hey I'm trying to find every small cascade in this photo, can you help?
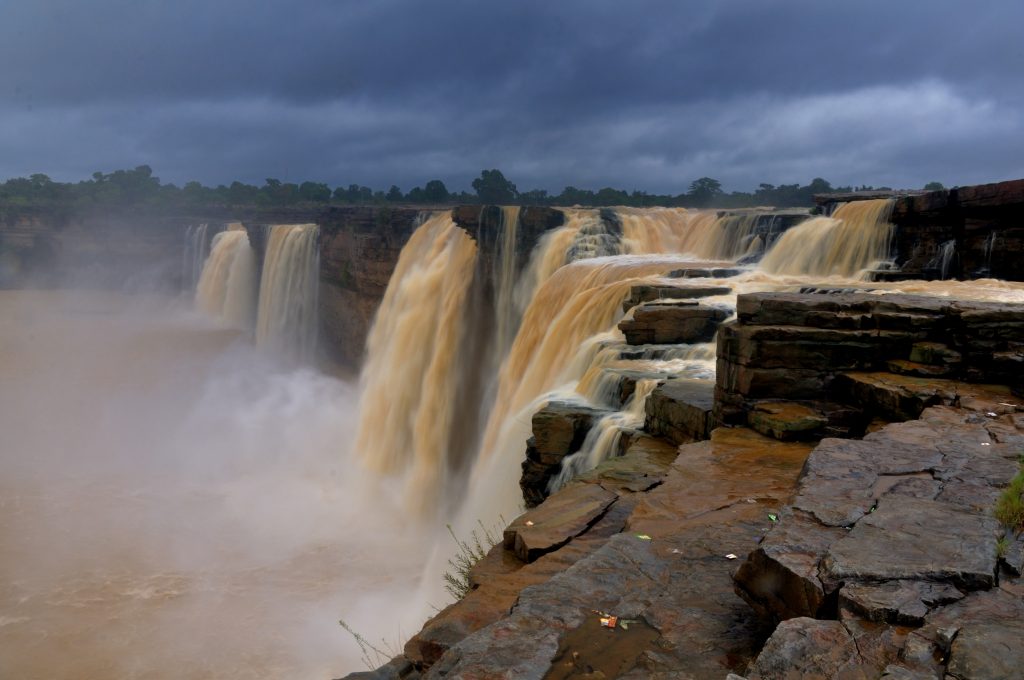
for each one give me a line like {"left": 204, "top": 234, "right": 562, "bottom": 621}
{"left": 194, "top": 229, "right": 257, "bottom": 330}
{"left": 183, "top": 223, "right": 213, "bottom": 292}
{"left": 354, "top": 214, "right": 479, "bottom": 512}
{"left": 547, "top": 378, "right": 660, "bottom": 494}
{"left": 255, "top": 224, "right": 320, "bottom": 361}
{"left": 758, "top": 199, "right": 895, "bottom": 277}
{"left": 935, "top": 239, "right": 958, "bottom": 280}
{"left": 700, "top": 213, "right": 762, "bottom": 260}
{"left": 562, "top": 209, "right": 622, "bottom": 261}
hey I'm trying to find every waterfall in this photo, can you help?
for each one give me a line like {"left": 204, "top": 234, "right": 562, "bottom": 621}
{"left": 547, "top": 378, "right": 661, "bottom": 494}
{"left": 492, "top": 206, "right": 521, "bottom": 360}
{"left": 354, "top": 213, "right": 479, "bottom": 512}
{"left": 758, "top": 199, "right": 895, "bottom": 277}
{"left": 195, "top": 229, "right": 257, "bottom": 330}
{"left": 183, "top": 223, "right": 211, "bottom": 292}
{"left": 934, "top": 239, "right": 957, "bottom": 280}
{"left": 255, "top": 224, "right": 320, "bottom": 362}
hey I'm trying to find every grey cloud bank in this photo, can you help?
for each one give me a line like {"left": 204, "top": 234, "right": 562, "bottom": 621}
{"left": 2, "top": 0, "right": 1022, "bottom": 193}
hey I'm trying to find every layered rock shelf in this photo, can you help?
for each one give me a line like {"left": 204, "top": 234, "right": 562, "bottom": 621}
{"left": 347, "top": 289, "right": 1024, "bottom": 680}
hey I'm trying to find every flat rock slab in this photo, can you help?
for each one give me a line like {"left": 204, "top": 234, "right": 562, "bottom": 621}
{"left": 748, "top": 401, "right": 827, "bottom": 441}
{"left": 824, "top": 496, "right": 1000, "bottom": 590}
{"left": 836, "top": 371, "right": 1023, "bottom": 421}
{"left": 423, "top": 428, "right": 812, "bottom": 679}
{"left": 745, "top": 618, "right": 873, "bottom": 680}
{"left": 504, "top": 483, "right": 617, "bottom": 562}
{"left": 839, "top": 580, "right": 965, "bottom": 626}
{"left": 619, "top": 302, "right": 730, "bottom": 345}
{"left": 734, "top": 406, "right": 1023, "bottom": 623}
{"left": 621, "top": 283, "right": 732, "bottom": 313}
{"left": 668, "top": 267, "right": 745, "bottom": 279}
{"left": 946, "top": 622, "right": 1024, "bottom": 679}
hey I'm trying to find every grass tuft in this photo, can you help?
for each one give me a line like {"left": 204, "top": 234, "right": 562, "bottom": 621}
{"left": 994, "top": 467, "right": 1024, "bottom": 533}
{"left": 443, "top": 519, "right": 502, "bottom": 601}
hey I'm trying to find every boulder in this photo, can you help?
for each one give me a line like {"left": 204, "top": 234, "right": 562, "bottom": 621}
{"left": 643, "top": 379, "right": 715, "bottom": 444}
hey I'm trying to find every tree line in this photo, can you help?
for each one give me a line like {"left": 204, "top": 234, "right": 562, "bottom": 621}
{"left": 0, "top": 166, "right": 944, "bottom": 214}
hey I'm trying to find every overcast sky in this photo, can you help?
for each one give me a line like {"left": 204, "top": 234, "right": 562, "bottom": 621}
{"left": 2, "top": 0, "right": 1023, "bottom": 193}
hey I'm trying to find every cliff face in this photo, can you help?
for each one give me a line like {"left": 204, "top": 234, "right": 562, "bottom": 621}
{"left": 0, "top": 207, "right": 194, "bottom": 291}
{"left": 312, "top": 207, "right": 422, "bottom": 368}
{"left": 821, "top": 178, "right": 1024, "bottom": 281}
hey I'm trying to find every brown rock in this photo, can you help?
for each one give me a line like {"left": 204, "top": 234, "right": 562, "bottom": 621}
{"left": 643, "top": 379, "right": 715, "bottom": 444}
{"left": 619, "top": 302, "right": 729, "bottom": 345}
{"left": 503, "top": 484, "right": 617, "bottom": 562}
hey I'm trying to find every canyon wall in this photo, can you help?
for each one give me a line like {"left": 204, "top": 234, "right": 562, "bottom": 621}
{"left": 816, "top": 178, "right": 1024, "bottom": 281}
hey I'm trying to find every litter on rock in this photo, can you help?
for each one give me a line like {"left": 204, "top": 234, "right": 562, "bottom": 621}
{"left": 980, "top": 443, "right": 991, "bottom": 446}
{"left": 985, "top": 412, "right": 998, "bottom": 417}
{"left": 671, "top": 548, "right": 682, "bottom": 554}
{"left": 525, "top": 520, "right": 534, "bottom": 526}
{"left": 767, "top": 513, "right": 778, "bottom": 522}
{"left": 635, "top": 533, "right": 652, "bottom": 540}
{"left": 600, "top": 616, "right": 618, "bottom": 628}
{"left": 725, "top": 553, "right": 738, "bottom": 560}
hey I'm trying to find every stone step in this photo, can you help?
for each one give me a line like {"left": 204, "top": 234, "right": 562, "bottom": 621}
{"left": 747, "top": 401, "right": 828, "bottom": 441}
{"left": 621, "top": 283, "right": 732, "bottom": 313}
{"left": 667, "top": 266, "right": 745, "bottom": 279}
{"left": 619, "top": 302, "right": 729, "bottom": 345}
{"left": 835, "top": 371, "right": 1023, "bottom": 421}
{"left": 643, "top": 378, "right": 715, "bottom": 444}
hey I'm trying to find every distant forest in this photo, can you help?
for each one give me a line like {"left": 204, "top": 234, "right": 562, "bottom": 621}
{"left": 0, "top": 166, "right": 944, "bottom": 214}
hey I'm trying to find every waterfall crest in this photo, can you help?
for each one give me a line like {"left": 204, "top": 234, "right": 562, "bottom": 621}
{"left": 759, "top": 199, "right": 895, "bottom": 277}
{"left": 255, "top": 224, "right": 320, "bottom": 361}
{"left": 195, "top": 229, "right": 257, "bottom": 330}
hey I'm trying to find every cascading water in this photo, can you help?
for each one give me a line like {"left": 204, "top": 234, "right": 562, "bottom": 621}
{"left": 547, "top": 378, "right": 660, "bottom": 494}
{"left": 183, "top": 223, "right": 212, "bottom": 292}
{"left": 195, "top": 228, "right": 258, "bottom": 330}
{"left": 759, "top": 199, "right": 895, "bottom": 277}
{"left": 255, "top": 224, "right": 320, "bottom": 361}
{"left": 354, "top": 213, "right": 479, "bottom": 513}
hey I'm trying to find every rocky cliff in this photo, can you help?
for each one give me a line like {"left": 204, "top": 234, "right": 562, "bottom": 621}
{"left": 343, "top": 291, "right": 1024, "bottom": 680}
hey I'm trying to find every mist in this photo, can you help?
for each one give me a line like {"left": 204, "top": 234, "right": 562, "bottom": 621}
{"left": 0, "top": 289, "right": 436, "bottom": 678}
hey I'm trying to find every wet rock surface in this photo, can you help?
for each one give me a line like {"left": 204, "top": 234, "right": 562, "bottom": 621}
{"left": 643, "top": 378, "right": 715, "bottom": 444}
{"left": 716, "top": 291, "right": 1024, "bottom": 427}
{"left": 619, "top": 301, "right": 730, "bottom": 345}
{"left": 735, "top": 405, "right": 1024, "bottom": 677}
{"left": 621, "top": 283, "right": 732, "bottom": 313}
{"left": 522, "top": 400, "right": 608, "bottom": 507}
{"left": 416, "top": 429, "right": 812, "bottom": 679}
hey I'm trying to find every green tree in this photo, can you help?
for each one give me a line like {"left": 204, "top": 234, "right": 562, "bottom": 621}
{"left": 299, "top": 181, "right": 331, "bottom": 203}
{"left": 472, "top": 169, "right": 517, "bottom": 204}
{"left": 923, "top": 181, "right": 945, "bottom": 191}
{"left": 686, "top": 177, "right": 723, "bottom": 207}
{"left": 385, "top": 185, "right": 403, "bottom": 202}
{"left": 423, "top": 179, "right": 450, "bottom": 203}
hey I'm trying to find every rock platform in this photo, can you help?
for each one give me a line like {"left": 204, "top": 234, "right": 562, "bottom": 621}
{"left": 344, "top": 291, "right": 1024, "bottom": 680}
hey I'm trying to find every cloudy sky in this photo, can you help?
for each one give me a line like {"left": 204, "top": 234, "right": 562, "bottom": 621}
{"left": 2, "top": 0, "right": 1023, "bottom": 193}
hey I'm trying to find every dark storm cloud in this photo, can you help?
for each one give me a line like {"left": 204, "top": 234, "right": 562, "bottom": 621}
{"left": 2, "top": 0, "right": 1023, "bottom": 192}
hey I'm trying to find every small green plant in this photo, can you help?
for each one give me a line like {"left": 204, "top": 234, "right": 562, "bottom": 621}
{"left": 994, "top": 467, "right": 1024, "bottom": 532}
{"left": 996, "top": 534, "right": 1009, "bottom": 560}
{"left": 442, "top": 519, "right": 502, "bottom": 601}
